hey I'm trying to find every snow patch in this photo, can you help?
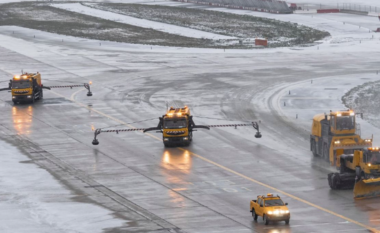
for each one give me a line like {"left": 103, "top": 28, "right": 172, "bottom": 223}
{"left": 51, "top": 3, "right": 235, "bottom": 40}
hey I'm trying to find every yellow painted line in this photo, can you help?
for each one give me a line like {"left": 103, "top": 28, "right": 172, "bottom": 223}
{"left": 177, "top": 148, "right": 379, "bottom": 232}
{"left": 52, "top": 89, "right": 379, "bottom": 233}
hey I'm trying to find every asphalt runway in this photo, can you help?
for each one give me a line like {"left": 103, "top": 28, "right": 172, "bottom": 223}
{"left": 1, "top": 12, "right": 380, "bottom": 233}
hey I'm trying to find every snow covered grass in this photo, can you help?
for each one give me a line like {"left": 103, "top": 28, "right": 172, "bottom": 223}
{"left": 342, "top": 80, "right": 380, "bottom": 128}
{"left": 85, "top": 2, "right": 330, "bottom": 47}
{"left": 52, "top": 3, "right": 235, "bottom": 40}
{"left": 0, "top": 2, "right": 225, "bottom": 48}
{"left": 0, "top": 1, "right": 330, "bottom": 48}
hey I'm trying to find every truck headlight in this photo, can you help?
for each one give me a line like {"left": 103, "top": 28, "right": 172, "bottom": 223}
{"left": 334, "top": 140, "right": 340, "bottom": 144}
{"left": 285, "top": 210, "right": 289, "bottom": 214}
{"left": 12, "top": 96, "right": 16, "bottom": 99}
{"left": 27, "top": 95, "right": 31, "bottom": 98}
{"left": 163, "top": 138, "right": 169, "bottom": 141}
{"left": 268, "top": 211, "right": 273, "bottom": 215}
{"left": 183, "top": 137, "right": 188, "bottom": 140}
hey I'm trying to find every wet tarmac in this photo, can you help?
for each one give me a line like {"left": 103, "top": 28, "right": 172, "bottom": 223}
{"left": 1, "top": 24, "right": 380, "bottom": 233}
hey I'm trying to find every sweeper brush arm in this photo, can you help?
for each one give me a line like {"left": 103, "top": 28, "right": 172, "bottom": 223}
{"left": 44, "top": 83, "right": 92, "bottom": 96}
{"left": 91, "top": 119, "right": 261, "bottom": 145}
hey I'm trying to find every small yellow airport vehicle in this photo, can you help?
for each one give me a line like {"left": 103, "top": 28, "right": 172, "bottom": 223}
{"left": 250, "top": 193, "right": 290, "bottom": 225}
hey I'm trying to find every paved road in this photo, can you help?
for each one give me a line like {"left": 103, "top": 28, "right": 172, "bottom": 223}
{"left": 1, "top": 25, "right": 380, "bottom": 233}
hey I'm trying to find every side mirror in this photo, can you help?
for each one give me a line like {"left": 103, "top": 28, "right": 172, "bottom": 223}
{"left": 285, "top": 203, "right": 288, "bottom": 205}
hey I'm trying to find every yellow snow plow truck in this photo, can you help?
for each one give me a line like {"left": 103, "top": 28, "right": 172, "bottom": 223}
{"left": 0, "top": 72, "right": 92, "bottom": 104}
{"left": 310, "top": 109, "right": 376, "bottom": 198}
{"left": 329, "top": 147, "right": 380, "bottom": 199}
{"left": 92, "top": 106, "right": 262, "bottom": 147}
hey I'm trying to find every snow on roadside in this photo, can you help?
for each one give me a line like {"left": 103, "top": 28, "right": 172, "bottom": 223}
{"left": 288, "top": 0, "right": 380, "bottom": 8}
{"left": 51, "top": 3, "right": 235, "bottom": 40}
{"left": 275, "top": 73, "right": 380, "bottom": 146}
{"left": 0, "top": 139, "right": 124, "bottom": 233}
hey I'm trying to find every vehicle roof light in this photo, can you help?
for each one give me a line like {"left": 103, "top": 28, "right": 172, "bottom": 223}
{"left": 337, "top": 113, "right": 342, "bottom": 116}
{"left": 350, "top": 112, "right": 355, "bottom": 116}
{"left": 267, "top": 193, "right": 273, "bottom": 197}
{"left": 14, "top": 75, "right": 20, "bottom": 79}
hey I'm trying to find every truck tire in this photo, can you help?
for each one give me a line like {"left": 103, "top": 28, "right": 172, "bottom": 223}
{"left": 340, "top": 159, "right": 348, "bottom": 174}
{"left": 183, "top": 141, "right": 190, "bottom": 147}
{"left": 311, "top": 140, "right": 317, "bottom": 157}
{"left": 263, "top": 214, "right": 269, "bottom": 225}
{"left": 12, "top": 100, "right": 17, "bottom": 105}
{"left": 328, "top": 173, "right": 340, "bottom": 189}
{"left": 252, "top": 209, "right": 258, "bottom": 221}
{"left": 323, "top": 143, "right": 329, "bottom": 161}
{"left": 31, "top": 94, "right": 35, "bottom": 103}
{"left": 40, "top": 89, "right": 43, "bottom": 99}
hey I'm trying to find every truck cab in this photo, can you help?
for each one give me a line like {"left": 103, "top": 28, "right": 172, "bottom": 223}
{"left": 250, "top": 193, "right": 290, "bottom": 225}
{"left": 11, "top": 72, "right": 43, "bottom": 104}
{"left": 162, "top": 106, "right": 192, "bottom": 147}
{"left": 310, "top": 110, "right": 372, "bottom": 166}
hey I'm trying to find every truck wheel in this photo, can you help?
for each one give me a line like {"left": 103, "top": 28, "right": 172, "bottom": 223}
{"left": 323, "top": 143, "right": 329, "bottom": 161}
{"left": 285, "top": 220, "right": 289, "bottom": 224}
{"left": 263, "top": 214, "right": 269, "bottom": 225}
{"left": 252, "top": 209, "right": 258, "bottom": 221}
{"left": 328, "top": 172, "right": 341, "bottom": 189}
{"left": 164, "top": 142, "right": 169, "bottom": 147}
{"left": 311, "top": 140, "right": 317, "bottom": 157}
{"left": 12, "top": 100, "right": 17, "bottom": 105}
{"left": 183, "top": 141, "right": 190, "bottom": 147}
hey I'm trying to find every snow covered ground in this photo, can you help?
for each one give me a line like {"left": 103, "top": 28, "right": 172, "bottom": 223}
{"left": 143, "top": 1, "right": 379, "bottom": 30}
{"left": 273, "top": 73, "right": 380, "bottom": 145}
{"left": 51, "top": 3, "right": 234, "bottom": 40}
{"left": 289, "top": 0, "right": 380, "bottom": 8}
{"left": 1, "top": 1, "right": 380, "bottom": 232}
{"left": 0, "top": 139, "right": 124, "bottom": 233}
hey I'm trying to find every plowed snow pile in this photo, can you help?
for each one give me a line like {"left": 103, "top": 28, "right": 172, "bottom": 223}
{"left": 343, "top": 80, "right": 380, "bottom": 128}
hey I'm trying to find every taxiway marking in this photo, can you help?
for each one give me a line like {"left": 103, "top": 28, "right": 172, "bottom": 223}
{"left": 49, "top": 88, "right": 380, "bottom": 233}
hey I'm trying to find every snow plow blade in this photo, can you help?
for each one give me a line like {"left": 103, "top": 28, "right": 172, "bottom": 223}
{"left": 354, "top": 178, "right": 380, "bottom": 199}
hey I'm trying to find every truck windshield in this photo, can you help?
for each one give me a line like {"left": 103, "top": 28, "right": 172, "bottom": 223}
{"left": 164, "top": 119, "right": 187, "bottom": 129}
{"left": 366, "top": 152, "right": 380, "bottom": 165}
{"left": 336, "top": 116, "right": 355, "bottom": 130}
{"left": 12, "top": 81, "right": 31, "bottom": 89}
{"left": 264, "top": 199, "right": 284, "bottom": 206}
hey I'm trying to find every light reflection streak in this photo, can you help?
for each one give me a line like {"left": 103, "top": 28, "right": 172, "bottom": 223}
{"left": 12, "top": 106, "right": 33, "bottom": 135}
